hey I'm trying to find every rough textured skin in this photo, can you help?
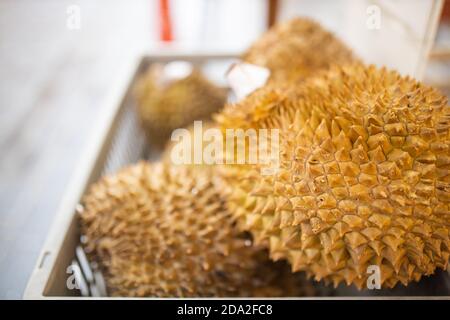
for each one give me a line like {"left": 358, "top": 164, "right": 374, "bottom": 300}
{"left": 134, "top": 66, "right": 227, "bottom": 148}
{"left": 242, "top": 17, "right": 357, "bottom": 84}
{"left": 224, "top": 64, "right": 450, "bottom": 289}
{"left": 80, "top": 162, "right": 315, "bottom": 297}
{"left": 214, "top": 86, "right": 289, "bottom": 132}
{"left": 214, "top": 17, "right": 357, "bottom": 187}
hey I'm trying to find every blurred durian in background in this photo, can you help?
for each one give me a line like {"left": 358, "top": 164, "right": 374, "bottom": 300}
{"left": 134, "top": 62, "right": 227, "bottom": 148}
{"left": 242, "top": 17, "right": 358, "bottom": 84}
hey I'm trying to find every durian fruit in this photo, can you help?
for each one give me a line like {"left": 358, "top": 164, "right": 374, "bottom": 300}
{"left": 134, "top": 64, "right": 227, "bottom": 148}
{"left": 80, "top": 162, "right": 315, "bottom": 297}
{"left": 242, "top": 17, "right": 357, "bottom": 84}
{"left": 214, "top": 85, "right": 289, "bottom": 132}
{"left": 212, "top": 86, "right": 293, "bottom": 240}
{"left": 225, "top": 64, "right": 450, "bottom": 289}
{"left": 214, "top": 18, "right": 356, "bottom": 145}
{"left": 212, "top": 84, "right": 297, "bottom": 238}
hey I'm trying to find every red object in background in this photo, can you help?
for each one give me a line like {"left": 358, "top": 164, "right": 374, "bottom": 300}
{"left": 442, "top": 0, "right": 450, "bottom": 22}
{"left": 268, "top": 0, "right": 279, "bottom": 28}
{"left": 159, "top": 0, "right": 173, "bottom": 41}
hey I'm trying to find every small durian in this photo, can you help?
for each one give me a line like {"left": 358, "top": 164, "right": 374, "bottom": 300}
{"left": 225, "top": 64, "right": 450, "bottom": 289}
{"left": 134, "top": 64, "right": 227, "bottom": 148}
{"left": 80, "top": 162, "right": 314, "bottom": 297}
{"left": 242, "top": 17, "right": 357, "bottom": 84}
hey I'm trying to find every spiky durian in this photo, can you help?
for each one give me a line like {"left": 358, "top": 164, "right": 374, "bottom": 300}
{"left": 214, "top": 85, "right": 289, "bottom": 132}
{"left": 80, "top": 162, "right": 314, "bottom": 297}
{"left": 214, "top": 18, "right": 356, "bottom": 145}
{"left": 212, "top": 86, "right": 293, "bottom": 243}
{"left": 225, "top": 64, "right": 450, "bottom": 289}
{"left": 242, "top": 17, "right": 357, "bottom": 84}
{"left": 134, "top": 65, "right": 227, "bottom": 148}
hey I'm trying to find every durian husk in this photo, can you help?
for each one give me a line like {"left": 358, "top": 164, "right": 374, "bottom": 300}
{"left": 214, "top": 85, "right": 290, "bottom": 132}
{"left": 212, "top": 84, "right": 292, "bottom": 239}
{"left": 80, "top": 162, "right": 315, "bottom": 297}
{"left": 242, "top": 17, "right": 358, "bottom": 84}
{"left": 133, "top": 65, "right": 227, "bottom": 148}
{"left": 214, "top": 17, "right": 357, "bottom": 154}
{"left": 222, "top": 64, "right": 450, "bottom": 289}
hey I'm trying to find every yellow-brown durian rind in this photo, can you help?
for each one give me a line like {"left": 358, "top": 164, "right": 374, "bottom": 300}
{"left": 231, "top": 64, "right": 450, "bottom": 289}
{"left": 134, "top": 66, "right": 227, "bottom": 148}
{"left": 80, "top": 162, "right": 314, "bottom": 297}
{"left": 214, "top": 85, "right": 289, "bottom": 131}
{"left": 242, "top": 17, "right": 358, "bottom": 84}
{"left": 213, "top": 17, "right": 357, "bottom": 175}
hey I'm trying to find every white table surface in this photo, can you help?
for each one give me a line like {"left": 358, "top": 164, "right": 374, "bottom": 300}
{"left": 0, "top": 0, "right": 153, "bottom": 299}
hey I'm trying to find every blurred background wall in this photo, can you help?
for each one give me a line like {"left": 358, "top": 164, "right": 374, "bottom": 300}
{"left": 0, "top": 0, "right": 449, "bottom": 299}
